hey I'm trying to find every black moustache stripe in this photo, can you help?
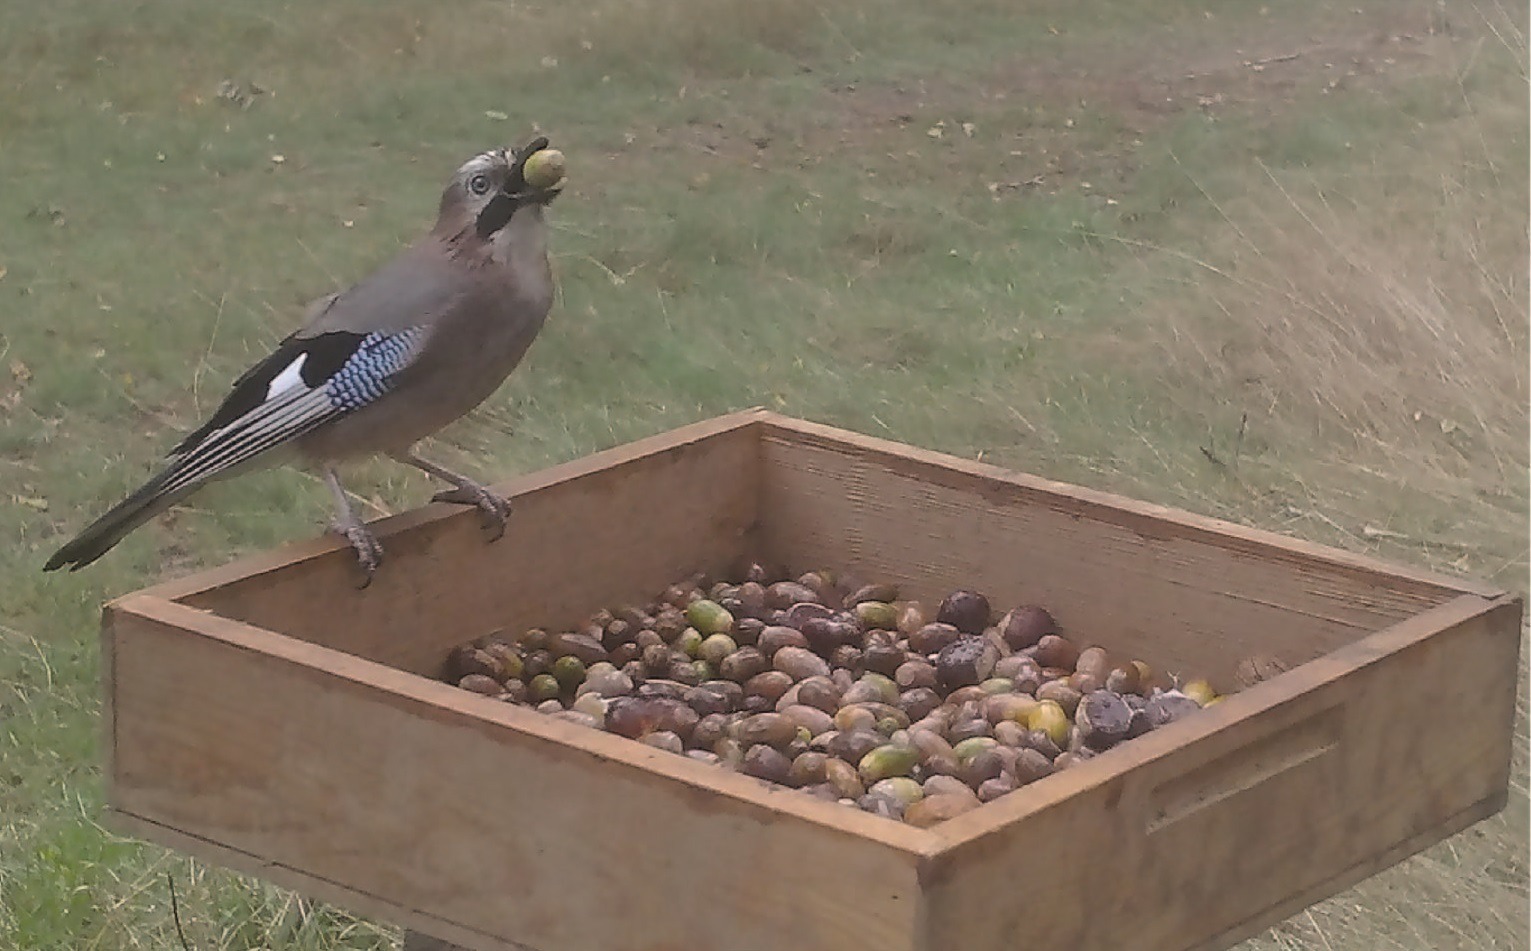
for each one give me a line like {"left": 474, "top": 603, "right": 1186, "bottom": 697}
{"left": 476, "top": 191, "right": 518, "bottom": 238}
{"left": 475, "top": 136, "right": 554, "bottom": 238}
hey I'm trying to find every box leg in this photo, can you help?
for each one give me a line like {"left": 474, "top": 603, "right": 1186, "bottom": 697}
{"left": 401, "top": 930, "right": 470, "bottom": 951}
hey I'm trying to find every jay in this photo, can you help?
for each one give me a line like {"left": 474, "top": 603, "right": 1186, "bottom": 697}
{"left": 44, "top": 136, "right": 564, "bottom": 583}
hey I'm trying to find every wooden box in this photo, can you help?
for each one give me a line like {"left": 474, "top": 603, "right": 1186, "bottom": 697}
{"left": 102, "top": 409, "right": 1523, "bottom": 951}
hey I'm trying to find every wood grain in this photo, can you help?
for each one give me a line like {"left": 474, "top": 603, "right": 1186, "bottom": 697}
{"left": 106, "top": 596, "right": 931, "bottom": 951}
{"left": 100, "top": 411, "right": 1524, "bottom": 951}
{"left": 913, "top": 594, "right": 1523, "bottom": 951}
{"left": 134, "top": 409, "right": 767, "bottom": 678}
{"left": 754, "top": 412, "right": 1498, "bottom": 599}
{"left": 104, "top": 813, "right": 539, "bottom": 951}
{"left": 1183, "top": 791, "right": 1507, "bottom": 951}
{"left": 754, "top": 415, "right": 1493, "bottom": 689}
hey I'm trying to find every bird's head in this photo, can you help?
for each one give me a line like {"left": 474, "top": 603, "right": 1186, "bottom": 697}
{"left": 438, "top": 137, "right": 564, "bottom": 240}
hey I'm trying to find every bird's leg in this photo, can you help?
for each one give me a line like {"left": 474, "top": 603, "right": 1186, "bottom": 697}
{"left": 392, "top": 451, "right": 510, "bottom": 541}
{"left": 324, "top": 466, "right": 383, "bottom": 586}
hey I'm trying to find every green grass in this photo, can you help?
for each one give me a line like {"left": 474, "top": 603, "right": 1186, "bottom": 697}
{"left": 2, "top": 0, "right": 1526, "bottom": 948}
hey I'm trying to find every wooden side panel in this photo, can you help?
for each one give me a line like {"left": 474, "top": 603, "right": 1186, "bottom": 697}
{"left": 102, "top": 411, "right": 1521, "bottom": 951}
{"left": 105, "top": 599, "right": 927, "bottom": 951}
{"left": 103, "top": 814, "right": 543, "bottom": 951}
{"left": 916, "top": 595, "right": 1523, "bottom": 951}
{"left": 172, "top": 414, "right": 761, "bottom": 678}
{"left": 756, "top": 422, "right": 1474, "bottom": 687}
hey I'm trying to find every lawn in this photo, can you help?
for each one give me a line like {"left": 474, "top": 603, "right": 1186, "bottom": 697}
{"left": 0, "top": 0, "right": 1525, "bottom": 948}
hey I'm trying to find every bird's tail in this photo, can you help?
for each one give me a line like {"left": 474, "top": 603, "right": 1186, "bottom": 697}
{"left": 43, "top": 470, "right": 198, "bottom": 572}
{"left": 45, "top": 381, "right": 323, "bottom": 572}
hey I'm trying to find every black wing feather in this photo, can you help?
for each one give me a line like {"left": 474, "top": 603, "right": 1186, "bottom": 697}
{"left": 169, "top": 330, "right": 368, "bottom": 457}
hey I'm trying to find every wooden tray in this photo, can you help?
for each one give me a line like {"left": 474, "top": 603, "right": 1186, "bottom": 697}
{"left": 101, "top": 409, "right": 1523, "bottom": 951}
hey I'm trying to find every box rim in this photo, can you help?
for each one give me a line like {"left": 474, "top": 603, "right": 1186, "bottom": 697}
{"left": 753, "top": 411, "right": 1508, "bottom": 601}
{"left": 105, "top": 589, "right": 1525, "bottom": 878}
{"left": 115, "top": 409, "right": 1506, "bottom": 607}
{"left": 119, "top": 406, "right": 776, "bottom": 607}
{"left": 106, "top": 592, "right": 946, "bottom": 858}
{"left": 101, "top": 409, "right": 1520, "bottom": 861}
{"left": 915, "top": 590, "right": 1522, "bottom": 858}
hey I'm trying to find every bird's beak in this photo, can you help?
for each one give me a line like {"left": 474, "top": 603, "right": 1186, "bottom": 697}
{"left": 514, "top": 182, "right": 563, "bottom": 206}
{"left": 474, "top": 137, "right": 562, "bottom": 238}
{"left": 506, "top": 137, "right": 564, "bottom": 205}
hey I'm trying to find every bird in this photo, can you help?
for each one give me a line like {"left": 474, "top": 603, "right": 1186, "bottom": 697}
{"left": 44, "top": 136, "right": 565, "bottom": 585}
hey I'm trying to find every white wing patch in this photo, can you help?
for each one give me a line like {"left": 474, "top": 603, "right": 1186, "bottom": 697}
{"left": 265, "top": 354, "right": 310, "bottom": 399}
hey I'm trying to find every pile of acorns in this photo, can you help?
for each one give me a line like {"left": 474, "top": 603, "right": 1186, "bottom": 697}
{"left": 443, "top": 566, "right": 1286, "bottom": 827}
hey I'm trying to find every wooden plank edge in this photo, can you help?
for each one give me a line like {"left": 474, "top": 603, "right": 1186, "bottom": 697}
{"left": 752, "top": 411, "right": 1507, "bottom": 601}
{"left": 101, "top": 808, "right": 540, "bottom": 951}
{"left": 104, "top": 791, "right": 1506, "bottom": 951}
{"left": 106, "top": 592, "right": 941, "bottom": 859}
{"left": 1182, "top": 790, "right": 1510, "bottom": 951}
{"left": 126, "top": 407, "right": 774, "bottom": 605}
{"left": 920, "top": 593, "right": 1520, "bottom": 856}
{"left": 100, "top": 592, "right": 119, "bottom": 824}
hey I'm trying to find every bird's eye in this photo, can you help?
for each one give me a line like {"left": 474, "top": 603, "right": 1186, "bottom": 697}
{"left": 468, "top": 173, "right": 492, "bottom": 196}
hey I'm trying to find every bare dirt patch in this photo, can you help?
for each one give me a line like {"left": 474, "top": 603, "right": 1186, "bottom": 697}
{"left": 625, "top": 3, "right": 1461, "bottom": 196}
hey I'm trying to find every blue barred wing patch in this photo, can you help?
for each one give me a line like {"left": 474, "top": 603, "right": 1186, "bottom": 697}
{"left": 324, "top": 328, "right": 427, "bottom": 412}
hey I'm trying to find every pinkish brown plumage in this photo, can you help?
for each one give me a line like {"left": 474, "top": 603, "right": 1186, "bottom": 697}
{"left": 45, "top": 137, "right": 564, "bottom": 584}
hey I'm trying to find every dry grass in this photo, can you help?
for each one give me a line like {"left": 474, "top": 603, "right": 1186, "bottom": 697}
{"left": 1134, "top": 79, "right": 1527, "bottom": 590}
{"left": 1, "top": 0, "right": 1525, "bottom": 947}
{"left": 1110, "top": 22, "right": 1529, "bottom": 947}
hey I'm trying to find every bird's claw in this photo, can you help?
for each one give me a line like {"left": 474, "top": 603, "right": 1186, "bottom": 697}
{"left": 331, "top": 518, "right": 384, "bottom": 589}
{"left": 432, "top": 484, "right": 511, "bottom": 541}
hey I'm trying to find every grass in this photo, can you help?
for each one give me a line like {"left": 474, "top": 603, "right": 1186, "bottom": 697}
{"left": 1, "top": 0, "right": 1525, "bottom": 947}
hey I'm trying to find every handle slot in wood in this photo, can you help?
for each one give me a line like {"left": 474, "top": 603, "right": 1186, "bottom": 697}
{"left": 1147, "top": 706, "right": 1342, "bottom": 835}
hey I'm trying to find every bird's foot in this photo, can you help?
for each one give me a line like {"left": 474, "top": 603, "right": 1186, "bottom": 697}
{"left": 432, "top": 483, "right": 511, "bottom": 541}
{"left": 330, "top": 517, "right": 384, "bottom": 588}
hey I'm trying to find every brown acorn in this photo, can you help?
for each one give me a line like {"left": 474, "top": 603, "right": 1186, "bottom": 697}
{"left": 997, "top": 605, "right": 1056, "bottom": 650}
{"left": 936, "top": 590, "right": 992, "bottom": 635}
